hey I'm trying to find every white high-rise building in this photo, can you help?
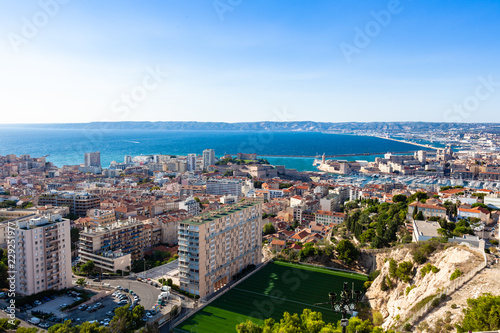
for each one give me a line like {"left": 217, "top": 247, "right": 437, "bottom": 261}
{"left": 14, "top": 214, "right": 72, "bottom": 296}
{"left": 202, "top": 149, "right": 216, "bottom": 171}
{"left": 124, "top": 155, "right": 132, "bottom": 164}
{"left": 187, "top": 154, "right": 197, "bottom": 172}
{"left": 84, "top": 152, "right": 101, "bottom": 168}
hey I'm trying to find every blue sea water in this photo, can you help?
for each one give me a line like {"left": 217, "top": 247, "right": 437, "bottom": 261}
{"left": 0, "top": 128, "right": 428, "bottom": 172}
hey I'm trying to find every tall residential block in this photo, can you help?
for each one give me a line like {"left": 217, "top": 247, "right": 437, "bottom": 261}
{"left": 178, "top": 202, "right": 262, "bottom": 299}
{"left": 38, "top": 191, "right": 100, "bottom": 217}
{"left": 14, "top": 214, "right": 72, "bottom": 296}
{"left": 84, "top": 152, "right": 101, "bottom": 168}
{"left": 202, "top": 149, "right": 215, "bottom": 170}
{"left": 187, "top": 154, "right": 197, "bottom": 172}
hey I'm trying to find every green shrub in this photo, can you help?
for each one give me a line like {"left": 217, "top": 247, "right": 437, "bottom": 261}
{"left": 396, "top": 261, "right": 414, "bottom": 283}
{"left": 406, "top": 285, "right": 416, "bottom": 296}
{"left": 389, "top": 258, "right": 397, "bottom": 278}
{"left": 368, "top": 269, "right": 380, "bottom": 281}
{"left": 421, "top": 263, "right": 440, "bottom": 277}
{"left": 403, "top": 323, "right": 412, "bottom": 331}
{"left": 431, "top": 298, "right": 441, "bottom": 307}
{"left": 450, "top": 269, "right": 462, "bottom": 281}
{"left": 380, "top": 276, "right": 389, "bottom": 291}
{"left": 372, "top": 311, "right": 383, "bottom": 326}
{"left": 451, "top": 303, "right": 458, "bottom": 309}
{"left": 363, "top": 281, "right": 372, "bottom": 290}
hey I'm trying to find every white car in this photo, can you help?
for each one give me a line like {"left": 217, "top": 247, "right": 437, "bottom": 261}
{"left": 118, "top": 300, "right": 128, "bottom": 304}
{"left": 146, "top": 312, "right": 153, "bottom": 318}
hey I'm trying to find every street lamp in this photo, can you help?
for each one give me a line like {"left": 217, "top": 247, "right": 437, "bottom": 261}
{"left": 315, "top": 281, "right": 364, "bottom": 333}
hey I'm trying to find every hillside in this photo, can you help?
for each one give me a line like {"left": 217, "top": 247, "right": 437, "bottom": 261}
{"left": 0, "top": 121, "right": 497, "bottom": 133}
{"left": 366, "top": 244, "right": 485, "bottom": 332}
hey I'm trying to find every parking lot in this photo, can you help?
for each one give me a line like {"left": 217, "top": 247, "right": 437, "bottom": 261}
{"left": 110, "top": 279, "right": 162, "bottom": 311}
{"left": 65, "top": 292, "right": 125, "bottom": 325}
{"left": 29, "top": 295, "right": 75, "bottom": 320}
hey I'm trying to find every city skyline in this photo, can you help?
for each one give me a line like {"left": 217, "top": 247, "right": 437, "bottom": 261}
{"left": 1, "top": 1, "right": 499, "bottom": 124}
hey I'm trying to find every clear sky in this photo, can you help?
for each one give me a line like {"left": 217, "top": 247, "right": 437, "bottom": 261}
{"left": 0, "top": 0, "right": 499, "bottom": 124}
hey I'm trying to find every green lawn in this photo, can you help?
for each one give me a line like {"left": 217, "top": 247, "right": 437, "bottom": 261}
{"left": 174, "top": 261, "right": 367, "bottom": 333}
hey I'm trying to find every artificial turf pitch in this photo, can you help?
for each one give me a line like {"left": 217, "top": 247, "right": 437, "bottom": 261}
{"left": 174, "top": 261, "right": 367, "bottom": 333}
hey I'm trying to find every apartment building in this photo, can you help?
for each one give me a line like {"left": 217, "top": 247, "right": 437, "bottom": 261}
{"left": 206, "top": 179, "right": 242, "bottom": 197}
{"left": 315, "top": 210, "right": 346, "bottom": 225}
{"left": 178, "top": 202, "right": 262, "bottom": 299}
{"left": 38, "top": 191, "right": 100, "bottom": 217}
{"left": 78, "top": 218, "right": 144, "bottom": 268}
{"left": 187, "top": 154, "right": 197, "bottom": 172}
{"left": 408, "top": 202, "right": 447, "bottom": 219}
{"left": 85, "top": 209, "right": 117, "bottom": 227}
{"left": 84, "top": 152, "right": 101, "bottom": 168}
{"left": 78, "top": 250, "right": 131, "bottom": 273}
{"left": 319, "top": 194, "right": 344, "bottom": 212}
{"left": 14, "top": 214, "right": 72, "bottom": 296}
{"left": 203, "top": 149, "right": 216, "bottom": 170}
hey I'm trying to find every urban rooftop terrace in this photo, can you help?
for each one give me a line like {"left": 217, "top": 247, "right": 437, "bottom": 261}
{"left": 181, "top": 201, "right": 259, "bottom": 225}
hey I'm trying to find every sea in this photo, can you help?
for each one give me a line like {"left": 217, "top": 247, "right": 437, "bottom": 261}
{"left": 0, "top": 128, "right": 430, "bottom": 172}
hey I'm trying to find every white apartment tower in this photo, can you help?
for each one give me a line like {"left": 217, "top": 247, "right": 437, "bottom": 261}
{"left": 14, "top": 214, "right": 72, "bottom": 296}
{"left": 178, "top": 202, "right": 262, "bottom": 299}
{"left": 202, "top": 149, "right": 216, "bottom": 170}
{"left": 187, "top": 154, "right": 197, "bottom": 172}
{"left": 84, "top": 152, "right": 101, "bottom": 168}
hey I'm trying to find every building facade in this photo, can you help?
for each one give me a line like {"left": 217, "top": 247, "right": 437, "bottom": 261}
{"left": 84, "top": 152, "right": 101, "bottom": 168}
{"left": 14, "top": 214, "right": 72, "bottom": 296}
{"left": 178, "top": 202, "right": 262, "bottom": 299}
{"left": 38, "top": 191, "right": 100, "bottom": 217}
{"left": 187, "top": 154, "right": 197, "bottom": 172}
{"left": 202, "top": 149, "right": 215, "bottom": 170}
{"left": 78, "top": 218, "right": 145, "bottom": 265}
{"left": 206, "top": 179, "right": 242, "bottom": 197}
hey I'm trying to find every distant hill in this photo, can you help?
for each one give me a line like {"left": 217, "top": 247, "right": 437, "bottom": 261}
{"left": 1, "top": 121, "right": 499, "bottom": 133}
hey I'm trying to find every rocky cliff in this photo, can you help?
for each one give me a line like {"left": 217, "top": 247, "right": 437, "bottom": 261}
{"left": 366, "top": 245, "right": 484, "bottom": 331}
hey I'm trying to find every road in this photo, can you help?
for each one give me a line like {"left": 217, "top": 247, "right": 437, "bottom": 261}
{"left": 111, "top": 279, "right": 162, "bottom": 311}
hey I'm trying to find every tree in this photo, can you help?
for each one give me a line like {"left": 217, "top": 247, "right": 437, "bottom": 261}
{"left": 263, "top": 223, "right": 276, "bottom": 235}
{"left": 236, "top": 309, "right": 378, "bottom": 333}
{"left": 415, "top": 211, "right": 424, "bottom": 220}
{"left": 81, "top": 260, "right": 95, "bottom": 277}
{"left": 65, "top": 213, "right": 79, "bottom": 221}
{"left": 48, "top": 320, "right": 75, "bottom": 333}
{"left": 457, "top": 294, "right": 500, "bottom": 332}
{"left": 392, "top": 194, "right": 407, "bottom": 203}
{"left": 17, "top": 328, "right": 40, "bottom": 333}
{"left": 336, "top": 239, "right": 359, "bottom": 265}
{"left": 76, "top": 278, "right": 86, "bottom": 287}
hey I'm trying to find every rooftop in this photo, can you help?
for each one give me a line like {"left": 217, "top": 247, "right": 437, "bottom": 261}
{"left": 181, "top": 201, "right": 259, "bottom": 225}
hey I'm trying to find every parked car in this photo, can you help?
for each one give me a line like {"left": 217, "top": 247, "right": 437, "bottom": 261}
{"left": 28, "top": 317, "right": 41, "bottom": 325}
{"left": 59, "top": 304, "right": 67, "bottom": 309}
{"left": 118, "top": 300, "right": 128, "bottom": 304}
{"left": 39, "top": 323, "right": 50, "bottom": 329}
{"left": 34, "top": 300, "right": 42, "bottom": 306}
{"left": 106, "top": 311, "right": 114, "bottom": 316}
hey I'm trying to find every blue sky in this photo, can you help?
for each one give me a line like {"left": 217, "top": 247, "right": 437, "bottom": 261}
{"left": 0, "top": 0, "right": 499, "bottom": 124}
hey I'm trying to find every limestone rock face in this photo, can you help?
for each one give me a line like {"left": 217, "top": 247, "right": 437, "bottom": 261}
{"left": 365, "top": 245, "right": 483, "bottom": 330}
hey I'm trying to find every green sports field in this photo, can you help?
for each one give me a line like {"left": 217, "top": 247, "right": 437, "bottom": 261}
{"left": 174, "top": 261, "right": 367, "bottom": 333}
